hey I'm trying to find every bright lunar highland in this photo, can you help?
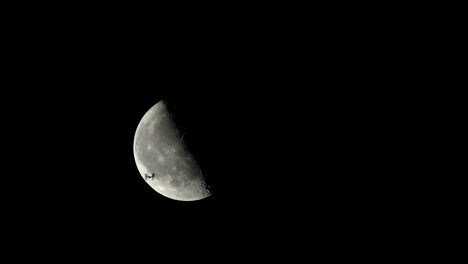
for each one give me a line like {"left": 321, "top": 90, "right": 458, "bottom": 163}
{"left": 133, "top": 100, "right": 210, "bottom": 201}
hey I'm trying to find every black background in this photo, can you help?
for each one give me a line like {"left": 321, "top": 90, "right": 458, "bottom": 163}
{"left": 11, "top": 58, "right": 398, "bottom": 254}
{"left": 2, "top": 10, "right": 420, "bottom": 259}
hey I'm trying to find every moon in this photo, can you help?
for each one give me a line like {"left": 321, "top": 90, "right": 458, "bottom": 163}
{"left": 133, "top": 100, "right": 210, "bottom": 201}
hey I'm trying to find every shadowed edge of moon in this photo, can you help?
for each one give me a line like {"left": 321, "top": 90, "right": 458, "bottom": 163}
{"left": 133, "top": 100, "right": 211, "bottom": 201}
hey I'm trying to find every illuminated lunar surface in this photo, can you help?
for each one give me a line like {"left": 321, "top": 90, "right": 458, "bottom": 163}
{"left": 133, "top": 101, "right": 210, "bottom": 201}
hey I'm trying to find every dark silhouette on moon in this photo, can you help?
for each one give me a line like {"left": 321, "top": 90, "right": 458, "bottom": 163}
{"left": 144, "top": 173, "right": 156, "bottom": 180}
{"left": 133, "top": 100, "right": 210, "bottom": 201}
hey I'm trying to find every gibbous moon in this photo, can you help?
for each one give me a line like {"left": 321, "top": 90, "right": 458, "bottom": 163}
{"left": 133, "top": 100, "right": 210, "bottom": 201}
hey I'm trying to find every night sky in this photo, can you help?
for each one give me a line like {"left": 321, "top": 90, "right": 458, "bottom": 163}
{"left": 4, "top": 14, "right": 411, "bottom": 259}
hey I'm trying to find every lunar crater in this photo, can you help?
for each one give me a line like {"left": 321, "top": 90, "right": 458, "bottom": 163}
{"left": 133, "top": 100, "right": 211, "bottom": 201}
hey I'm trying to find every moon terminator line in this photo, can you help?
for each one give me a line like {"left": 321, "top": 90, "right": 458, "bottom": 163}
{"left": 133, "top": 100, "right": 210, "bottom": 201}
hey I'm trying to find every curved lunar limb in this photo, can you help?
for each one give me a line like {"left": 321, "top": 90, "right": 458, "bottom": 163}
{"left": 133, "top": 101, "right": 210, "bottom": 201}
